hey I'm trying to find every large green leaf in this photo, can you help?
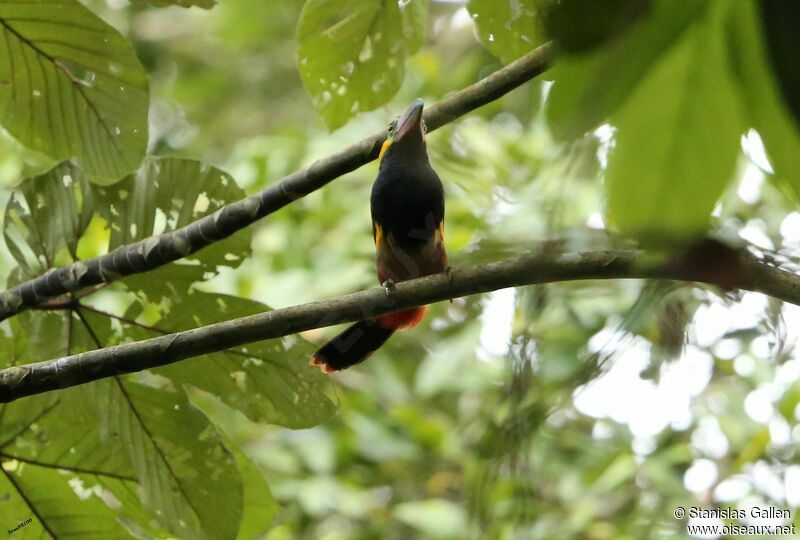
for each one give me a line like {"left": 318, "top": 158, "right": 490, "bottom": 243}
{"left": 87, "top": 379, "right": 243, "bottom": 539}
{"left": 296, "top": 0, "right": 427, "bottom": 130}
{"left": 8, "top": 273, "right": 111, "bottom": 364}
{"left": 11, "top": 290, "right": 113, "bottom": 361}
{"left": 124, "top": 292, "right": 337, "bottom": 428}
{"left": 4, "top": 158, "right": 250, "bottom": 287}
{"left": 604, "top": 3, "right": 743, "bottom": 241}
{"left": 538, "top": 0, "right": 651, "bottom": 54}
{"left": 0, "top": 393, "right": 135, "bottom": 481}
{"left": 0, "top": 390, "right": 170, "bottom": 539}
{"left": 232, "top": 443, "right": 279, "bottom": 540}
{"left": 467, "top": 0, "right": 544, "bottom": 64}
{"left": 189, "top": 390, "right": 280, "bottom": 540}
{"left": 726, "top": 0, "right": 800, "bottom": 200}
{"left": 0, "top": 319, "right": 30, "bottom": 369}
{"left": 95, "top": 156, "right": 252, "bottom": 273}
{"left": 3, "top": 161, "right": 94, "bottom": 278}
{"left": 546, "top": 0, "right": 705, "bottom": 139}
{"left": 2, "top": 270, "right": 251, "bottom": 539}
{"left": 0, "top": 0, "right": 149, "bottom": 183}
{"left": 760, "top": 0, "right": 800, "bottom": 128}
{"left": 1, "top": 158, "right": 269, "bottom": 537}
{"left": 0, "top": 465, "right": 136, "bottom": 538}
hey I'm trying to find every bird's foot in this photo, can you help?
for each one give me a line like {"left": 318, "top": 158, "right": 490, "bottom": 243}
{"left": 382, "top": 279, "right": 396, "bottom": 297}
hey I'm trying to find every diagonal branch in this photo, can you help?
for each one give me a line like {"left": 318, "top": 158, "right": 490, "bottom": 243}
{"left": 0, "top": 246, "right": 796, "bottom": 403}
{"left": 0, "top": 42, "right": 554, "bottom": 322}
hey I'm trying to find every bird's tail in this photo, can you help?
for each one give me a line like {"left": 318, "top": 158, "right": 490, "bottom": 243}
{"left": 311, "top": 320, "right": 395, "bottom": 372}
{"left": 310, "top": 307, "right": 427, "bottom": 372}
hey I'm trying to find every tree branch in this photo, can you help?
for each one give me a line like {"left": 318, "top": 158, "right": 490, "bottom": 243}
{"left": 0, "top": 42, "right": 554, "bottom": 322}
{"left": 0, "top": 247, "right": 795, "bottom": 403}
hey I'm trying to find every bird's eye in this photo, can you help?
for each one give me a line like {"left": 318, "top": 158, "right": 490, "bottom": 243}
{"left": 387, "top": 120, "right": 396, "bottom": 135}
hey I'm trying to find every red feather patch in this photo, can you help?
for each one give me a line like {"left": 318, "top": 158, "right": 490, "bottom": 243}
{"left": 378, "top": 307, "right": 427, "bottom": 329}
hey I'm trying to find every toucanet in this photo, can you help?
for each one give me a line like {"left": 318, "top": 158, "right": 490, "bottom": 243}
{"left": 311, "top": 98, "right": 448, "bottom": 372}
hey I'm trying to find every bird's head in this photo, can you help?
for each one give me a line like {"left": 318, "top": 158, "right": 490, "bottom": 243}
{"left": 379, "top": 98, "right": 427, "bottom": 162}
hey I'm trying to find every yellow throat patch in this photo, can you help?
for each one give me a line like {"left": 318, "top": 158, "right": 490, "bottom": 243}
{"left": 379, "top": 139, "right": 393, "bottom": 159}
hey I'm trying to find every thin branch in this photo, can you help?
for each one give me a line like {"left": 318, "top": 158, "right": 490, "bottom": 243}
{"left": 0, "top": 42, "right": 554, "bottom": 322}
{"left": 0, "top": 247, "right": 795, "bottom": 404}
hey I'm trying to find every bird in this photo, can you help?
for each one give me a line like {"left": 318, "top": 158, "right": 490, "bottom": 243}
{"left": 311, "top": 98, "right": 448, "bottom": 372}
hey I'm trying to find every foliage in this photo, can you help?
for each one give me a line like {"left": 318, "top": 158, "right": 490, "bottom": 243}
{"left": 604, "top": 0, "right": 743, "bottom": 241}
{"left": 0, "top": 0, "right": 800, "bottom": 538}
{"left": 132, "top": 0, "right": 216, "bottom": 7}
{"left": 0, "top": 157, "right": 333, "bottom": 537}
{"left": 467, "top": 0, "right": 544, "bottom": 64}
{"left": 296, "top": 0, "right": 427, "bottom": 130}
{"left": 0, "top": 0, "right": 148, "bottom": 183}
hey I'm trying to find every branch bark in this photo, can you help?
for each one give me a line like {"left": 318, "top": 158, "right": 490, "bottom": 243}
{"left": 0, "top": 42, "right": 554, "bottom": 322}
{"left": 0, "top": 247, "right": 796, "bottom": 403}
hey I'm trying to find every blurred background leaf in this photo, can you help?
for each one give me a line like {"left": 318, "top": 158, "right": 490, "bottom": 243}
{"left": 604, "top": 1, "right": 743, "bottom": 240}
{"left": 538, "top": 0, "right": 651, "bottom": 53}
{"left": 727, "top": 0, "right": 800, "bottom": 202}
{"left": 545, "top": 0, "right": 704, "bottom": 140}
{"left": 131, "top": 0, "right": 216, "bottom": 8}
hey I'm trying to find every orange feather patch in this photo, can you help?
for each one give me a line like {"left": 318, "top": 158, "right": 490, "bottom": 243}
{"left": 378, "top": 307, "right": 428, "bottom": 330}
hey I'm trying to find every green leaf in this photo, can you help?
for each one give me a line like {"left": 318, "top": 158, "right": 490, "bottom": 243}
{"left": 0, "top": 392, "right": 135, "bottom": 481}
{"left": 297, "top": 0, "right": 428, "bottom": 130}
{"left": 0, "top": 394, "right": 58, "bottom": 450}
{"left": 125, "top": 292, "right": 337, "bottom": 428}
{"left": 0, "top": 319, "right": 31, "bottom": 369}
{"left": 234, "top": 450, "right": 279, "bottom": 540}
{"left": 189, "top": 389, "right": 280, "bottom": 540}
{"left": 539, "top": 0, "right": 652, "bottom": 54}
{"left": 2, "top": 259, "right": 248, "bottom": 538}
{"left": 467, "top": 0, "right": 544, "bottom": 64}
{"left": 0, "top": 0, "right": 149, "bottom": 183}
{"left": 605, "top": 3, "right": 743, "bottom": 241}
{"left": 0, "top": 463, "right": 135, "bottom": 538}
{"left": 0, "top": 390, "right": 171, "bottom": 538}
{"left": 546, "top": 0, "right": 705, "bottom": 139}
{"left": 759, "top": 0, "right": 800, "bottom": 129}
{"left": 119, "top": 262, "right": 207, "bottom": 304}
{"left": 726, "top": 0, "right": 800, "bottom": 200}
{"left": 95, "top": 156, "right": 252, "bottom": 273}
{"left": 13, "top": 297, "right": 113, "bottom": 361}
{"left": 3, "top": 162, "right": 94, "bottom": 278}
{"left": 87, "top": 379, "right": 244, "bottom": 539}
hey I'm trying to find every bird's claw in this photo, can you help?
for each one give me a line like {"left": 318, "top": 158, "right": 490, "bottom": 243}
{"left": 382, "top": 279, "right": 396, "bottom": 296}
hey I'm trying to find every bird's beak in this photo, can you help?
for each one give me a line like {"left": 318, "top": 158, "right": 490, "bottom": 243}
{"left": 395, "top": 98, "right": 425, "bottom": 142}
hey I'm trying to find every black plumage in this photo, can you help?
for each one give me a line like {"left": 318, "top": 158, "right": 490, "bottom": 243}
{"left": 311, "top": 99, "right": 448, "bottom": 372}
{"left": 371, "top": 135, "right": 444, "bottom": 249}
